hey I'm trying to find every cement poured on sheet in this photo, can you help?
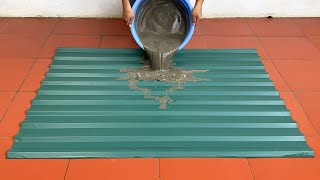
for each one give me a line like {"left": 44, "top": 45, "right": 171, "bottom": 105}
{"left": 118, "top": 62, "right": 207, "bottom": 109}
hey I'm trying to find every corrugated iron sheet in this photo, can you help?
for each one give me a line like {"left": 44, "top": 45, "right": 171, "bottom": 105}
{"left": 7, "top": 48, "right": 314, "bottom": 158}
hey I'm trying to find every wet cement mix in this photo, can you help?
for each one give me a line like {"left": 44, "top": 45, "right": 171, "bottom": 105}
{"left": 119, "top": 0, "right": 208, "bottom": 109}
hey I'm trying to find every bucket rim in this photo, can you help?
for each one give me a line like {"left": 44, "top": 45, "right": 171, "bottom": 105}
{"left": 130, "top": 0, "right": 195, "bottom": 50}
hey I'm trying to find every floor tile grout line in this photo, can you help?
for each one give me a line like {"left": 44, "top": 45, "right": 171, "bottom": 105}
{"left": 244, "top": 19, "right": 274, "bottom": 62}
{"left": 44, "top": 34, "right": 103, "bottom": 37}
{"left": 15, "top": 17, "right": 58, "bottom": 92}
{"left": 0, "top": 33, "right": 305, "bottom": 38}
{"left": 0, "top": 32, "right": 56, "bottom": 36}
{"left": 250, "top": 24, "right": 320, "bottom": 137}
{"left": 301, "top": 30, "right": 320, "bottom": 54}
{"left": 158, "top": 158, "right": 161, "bottom": 180}
{"left": 0, "top": 91, "right": 13, "bottom": 121}
{"left": 251, "top": 27, "right": 292, "bottom": 92}
{"left": 291, "top": 93, "right": 320, "bottom": 136}
{"left": 202, "top": 35, "right": 306, "bottom": 38}
{"left": 261, "top": 34, "right": 320, "bottom": 137}
{"left": 257, "top": 59, "right": 320, "bottom": 61}
{"left": 0, "top": 58, "right": 36, "bottom": 125}
{"left": 289, "top": 18, "right": 307, "bottom": 35}
{"left": 262, "top": 59, "right": 290, "bottom": 91}
{"left": 0, "top": 32, "right": 306, "bottom": 38}
{"left": 49, "top": 18, "right": 60, "bottom": 36}
{"left": 101, "top": 34, "right": 133, "bottom": 37}
{"left": 46, "top": 33, "right": 104, "bottom": 36}
{"left": 99, "top": 34, "right": 103, "bottom": 48}
{"left": 0, "top": 18, "right": 59, "bottom": 36}
{"left": 99, "top": 26, "right": 104, "bottom": 48}
{"left": 244, "top": 19, "right": 255, "bottom": 36}
{"left": 246, "top": 159, "right": 256, "bottom": 180}
{"left": 1, "top": 32, "right": 105, "bottom": 37}
{"left": 102, "top": 20, "right": 106, "bottom": 36}
{"left": 0, "top": 135, "right": 15, "bottom": 138}
{"left": 246, "top": 26, "right": 257, "bottom": 37}
{"left": 0, "top": 36, "right": 41, "bottom": 124}
{"left": 118, "top": 20, "right": 318, "bottom": 59}
{"left": 35, "top": 18, "right": 59, "bottom": 59}
{"left": 0, "top": 18, "right": 58, "bottom": 125}
{"left": 245, "top": 18, "right": 306, "bottom": 37}
{"left": 64, "top": 159, "right": 71, "bottom": 180}
{"left": 0, "top": 136, "right": 12, "bottom": 139}
{"left": 287, "top": 19, "right": 320, "bottom": 53}
{"left": 308, "top": 40, "right": 320, "bottom": 55}
{"left": 268, "top": 60, "right": 320, "bottom": 136}
{"left": 0, "top": 91, "right": 18, "bottom": 124}
{"left": 246, "top": 20, "right": 272, "bottom": 61}
{"left": 0, "top": 18, "right": 312, "bottom": 37}
{"left": 201, "top": 27, "right": 209, "bottom": 48}
{"left": 0, "top": 91, "right": 37, "bottom": 93}
{"left": 271, "top": 60, "right": 320, "bottom": 136}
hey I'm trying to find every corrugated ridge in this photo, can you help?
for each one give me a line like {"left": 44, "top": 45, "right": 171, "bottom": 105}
{"left": 7, "top": 48, "right": 314, "bottom": 158}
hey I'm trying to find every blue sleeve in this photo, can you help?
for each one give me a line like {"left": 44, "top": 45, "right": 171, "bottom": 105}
{"left": 130, "top": 0, "right": 136, "bottom": 6}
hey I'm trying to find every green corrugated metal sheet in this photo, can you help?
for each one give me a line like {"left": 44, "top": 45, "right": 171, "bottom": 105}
{"left": 7, "top": 48, "right": 314, "bottom": 158}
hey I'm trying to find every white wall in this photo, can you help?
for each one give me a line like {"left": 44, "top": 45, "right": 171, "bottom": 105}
{"left": 0, "top": 0, "right": 319, "bottom": 18}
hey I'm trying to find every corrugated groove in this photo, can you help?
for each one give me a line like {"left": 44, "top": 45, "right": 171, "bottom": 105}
{"left": 8, "top": 48, "right": 314, "bottom": 158}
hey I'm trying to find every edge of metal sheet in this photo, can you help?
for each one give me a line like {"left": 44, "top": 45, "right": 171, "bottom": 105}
{"left": 7, "top": 48, "right": 315, "bottom": 158}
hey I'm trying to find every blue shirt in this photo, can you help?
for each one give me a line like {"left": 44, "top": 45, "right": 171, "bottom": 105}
{"left": 130, "top": 0, "right": 136, "bottom": 6}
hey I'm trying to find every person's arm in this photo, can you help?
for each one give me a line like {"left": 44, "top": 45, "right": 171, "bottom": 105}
{"left": 192, "top": 0, "right": 204, "bottom": 25}
{"left": 122, "top": 0, "right": 135, "bottom": 26}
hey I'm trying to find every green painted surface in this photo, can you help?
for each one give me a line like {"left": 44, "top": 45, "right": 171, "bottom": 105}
{"left": 7, "top": 48, "right": 314, "bottom": 158}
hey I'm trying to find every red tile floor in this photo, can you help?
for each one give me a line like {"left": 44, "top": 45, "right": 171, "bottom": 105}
{"left": 0, "top": 17, "right": 320, "bottom": 180}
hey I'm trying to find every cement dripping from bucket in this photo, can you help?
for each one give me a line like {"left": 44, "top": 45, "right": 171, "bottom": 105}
{"left": 136, "top": 0, "right": 187, "bottom": 71}
{"left": 144, "top": 45, "right": 179, "bottom": 71}
{"left": 118, "top": 0, "right": 208, "bottom": 109}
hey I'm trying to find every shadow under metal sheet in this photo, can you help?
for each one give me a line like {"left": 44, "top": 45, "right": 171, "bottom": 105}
{"left": 7, "top": 48, "right": 314, "bottom": 158}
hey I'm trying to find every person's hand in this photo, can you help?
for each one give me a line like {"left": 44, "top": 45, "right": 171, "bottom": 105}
{"left": 122, "top": 7, "right": 135, "bottom": 27}
{"left": 192, "top": 5, "right": 202, "bottom": 26}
